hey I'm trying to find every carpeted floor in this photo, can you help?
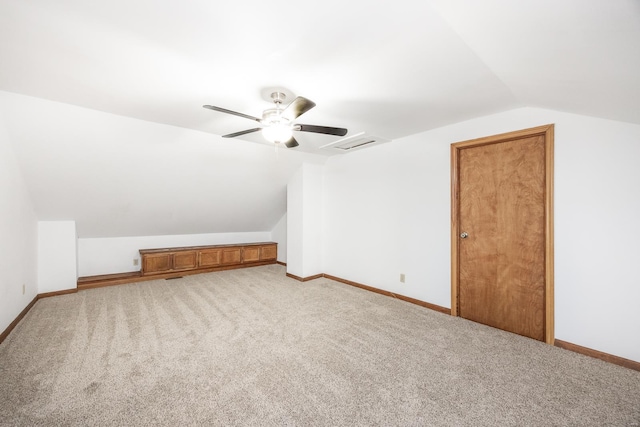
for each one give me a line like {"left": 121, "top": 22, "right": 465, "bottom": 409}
{"left": 1, "top": 264, "right": 639, "bottom": 426}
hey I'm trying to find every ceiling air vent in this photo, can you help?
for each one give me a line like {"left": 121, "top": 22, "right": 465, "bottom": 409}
{"left": 320, "top": 132, "right": 391, "bottom": 153}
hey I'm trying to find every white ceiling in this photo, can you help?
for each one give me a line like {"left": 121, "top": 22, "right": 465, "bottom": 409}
{"left": 1, "top": 0, "right": 638, "bottom": 237}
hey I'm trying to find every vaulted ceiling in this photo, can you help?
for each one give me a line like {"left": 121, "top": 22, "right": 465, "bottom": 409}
{"left": 1, "top": 0, "right": 638, "bottom": 237}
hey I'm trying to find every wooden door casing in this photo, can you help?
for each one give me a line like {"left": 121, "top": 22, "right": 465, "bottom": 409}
{"left": 451, "top": 125, "right": 554, "bottom": 344}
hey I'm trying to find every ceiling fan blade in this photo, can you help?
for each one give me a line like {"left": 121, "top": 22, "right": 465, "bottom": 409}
{"left": 295, "top": 124, "right": 348, "bottom": 137}
{"left": 203, "top": 105, "right": 262, "bottom": 123}
{"left": 281, "top": 97, "right": 316, "bottom": 121}
{"left": 223, "top": 128, "right": 262, "bottom": 138}
{"left": 284, "top": 136, "right": 299, "bottom": 148}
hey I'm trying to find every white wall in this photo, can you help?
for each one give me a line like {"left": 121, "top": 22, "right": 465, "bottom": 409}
{"left": 287, "top": 164, "right": 324, "bottom": 278}
{"left": 287, "top": 167, "right": 304, "bottom": 277}
{"left": 38, "top": 221, "right": 77, "bottom": 293}
{"left": 0, "top": 90, "right": 327, "bottom": 240}
{"left": 0, "top": 114, "right": 38, "bottom": 334}
{"left": 323, "top": 107, "right": 640, "bottom": 363}
{"left": 323, "top": 136, "right": 448, "bottom": 303}
{"left": 302, "top": 164, "right": 324, "bottom": 277}
{"left": 77, "top": 231, "right": 271, "bottom": 276}
{"left": 271, "top": 213, "right": 287, "bottom": 263}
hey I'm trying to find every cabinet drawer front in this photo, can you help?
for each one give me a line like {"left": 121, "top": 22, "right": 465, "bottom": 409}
{"left": 173, "top": 251, "right": 198, "bottom": 270}
{"left": 143, "top": 253, "right": 172, "bottom": 274}
{"left": 260, "top": 245, "right": 277, "bottom": 260}
{"left": 199, "top": 249, "right": 222, "bottom": 267}
{"left": 242, "top": 247, "right": 260, "bottom": 263}
{"left": 221, "top": 248, "right": 242, "bottom": 265}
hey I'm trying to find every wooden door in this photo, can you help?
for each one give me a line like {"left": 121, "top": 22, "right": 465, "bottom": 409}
{"left": 451, "top": 125, "right": 554, "bottom": 343}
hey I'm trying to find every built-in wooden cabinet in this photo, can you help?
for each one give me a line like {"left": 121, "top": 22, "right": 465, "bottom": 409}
{"left": 141, "top": 250, "right": 198, "bottom": 274}
{"left": 259, "top": 244, "right": 277, "bottom": 261}
{"left": 142, "top": 253, "right": 172, "bottom": 274}
{"left": 140, "top": 242, "right": 277, "bottom": 277}
{"left": 242, "top": 246, "right": 260, "bottom": 263}
{"left": 199, "top": 248, "right": 222, "bottom": 267}
{"left": 174, "top": 251, "right": 198, "bottom": 270}
{"left": 221, "top": 248, "right": 242, "bottom": 265}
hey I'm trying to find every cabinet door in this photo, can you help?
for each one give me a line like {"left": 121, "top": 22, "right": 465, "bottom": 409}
{"left": 143, "top": 253, "right": 172, "bottom": 274}
{"left": 242, "top": 247, "right": 260, "bottom": 263}
{"left": 173, "top": 251, "right": 198, "bottom": 270}
{"left": 221, "top": 248, "right": 242, "bottom": 265}
{"left": 260, "top": 244, "right": 277, "bottom": 260}
{"left": 199, "top": 249, "right": 222, "bottom": 267}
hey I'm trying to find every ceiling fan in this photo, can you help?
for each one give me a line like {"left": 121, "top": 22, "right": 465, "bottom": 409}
{"left": 203, "top": 92, "right": 348, "bottom": 148}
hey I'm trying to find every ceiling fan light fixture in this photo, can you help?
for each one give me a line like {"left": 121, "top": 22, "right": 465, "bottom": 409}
{"left": 204, "top": 91, "right": 347, "bottom": 148}
{"left": 262, "top": 123, "right": 292, "bottom": 143}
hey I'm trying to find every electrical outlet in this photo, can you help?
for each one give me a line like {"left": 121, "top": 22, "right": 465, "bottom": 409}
{"left": 133, "top": 258, "right": 139, "bottom": 266}
{"left": 400, "top": 274, "right": 405, "bottom": 283}
{"left": 22, "top": 284, "right": 25, "bottom": 295}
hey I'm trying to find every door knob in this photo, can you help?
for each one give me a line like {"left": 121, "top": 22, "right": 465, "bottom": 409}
{"left": 460, "top": 232, "right": 469, "bottom": 239}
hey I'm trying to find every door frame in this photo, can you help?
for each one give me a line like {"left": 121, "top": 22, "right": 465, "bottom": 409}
{"left": 450, "top": 124, "right": 555, "bottom": 344}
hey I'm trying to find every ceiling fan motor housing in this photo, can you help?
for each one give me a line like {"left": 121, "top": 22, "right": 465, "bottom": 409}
{"left": 270, "top": 91, "right": 287, "bottom": 105}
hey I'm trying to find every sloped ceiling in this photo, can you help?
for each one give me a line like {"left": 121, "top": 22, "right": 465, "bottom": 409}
{"left": 0, "top": 0, "right": 638, "bottom": 238}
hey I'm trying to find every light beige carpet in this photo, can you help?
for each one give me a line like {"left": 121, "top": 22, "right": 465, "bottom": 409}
{"left": 1, "top": 265, "right": 639, "bottom": 426}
